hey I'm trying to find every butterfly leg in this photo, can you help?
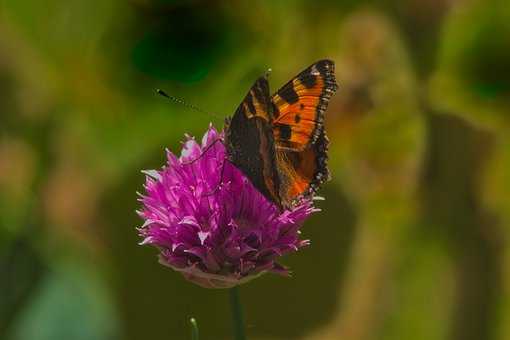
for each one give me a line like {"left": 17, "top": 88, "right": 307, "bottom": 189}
{"left": 179, "top": 137, "right": 234, "bottom": 198}
{"left": 181, "top": 138, "right": 223, "bottom": 165}
{"left": 201, "top": 157, "right": 229, "bottom": 197}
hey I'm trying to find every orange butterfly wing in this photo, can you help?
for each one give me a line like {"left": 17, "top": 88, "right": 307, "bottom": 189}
{"left": 271, "top": 60, "right": 338, "bottom": 206}
{"left": 271, "top": 59, "right": 337, "bottom": 151}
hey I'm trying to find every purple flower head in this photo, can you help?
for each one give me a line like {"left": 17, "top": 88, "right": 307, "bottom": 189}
{"left": 137, "top": 125, "right": 319, "bottom": 288}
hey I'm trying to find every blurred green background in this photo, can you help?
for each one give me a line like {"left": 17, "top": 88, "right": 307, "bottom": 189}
{"left": 1, "top": 0, "right": 510, "bottom": 339}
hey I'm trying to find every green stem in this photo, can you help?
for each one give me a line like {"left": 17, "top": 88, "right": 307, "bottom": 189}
{"left": 229, "top": 286, "right": 246, "bottom": 340}
{"left": 190, "top": 317, "right": 199, "bottom": 340}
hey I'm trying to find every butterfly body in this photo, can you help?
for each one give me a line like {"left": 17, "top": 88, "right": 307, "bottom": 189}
{"left": 224, "top": 59, "right": 338, "bottom": 208}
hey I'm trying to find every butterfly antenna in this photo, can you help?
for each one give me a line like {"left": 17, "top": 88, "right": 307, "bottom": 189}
{"left": 156, "top": 89, "right": 222, "bottom": 119}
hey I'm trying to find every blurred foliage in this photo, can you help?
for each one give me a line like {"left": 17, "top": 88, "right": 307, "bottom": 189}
{"left": 1, "top": 0, "right": 509, "bottom": 339}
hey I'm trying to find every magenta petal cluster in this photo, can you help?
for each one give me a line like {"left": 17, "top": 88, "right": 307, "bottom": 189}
{"left": 137, "top": 125, "right": 317, "bottom": 288}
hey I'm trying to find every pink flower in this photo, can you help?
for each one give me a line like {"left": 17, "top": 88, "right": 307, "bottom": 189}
{"left": 137, "top": 126, "right": 318, "bottom": 288}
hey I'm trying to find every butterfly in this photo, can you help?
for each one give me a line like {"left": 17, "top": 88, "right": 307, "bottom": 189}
{"left": 224, "top": 59, "right": 338, "bottom": 208}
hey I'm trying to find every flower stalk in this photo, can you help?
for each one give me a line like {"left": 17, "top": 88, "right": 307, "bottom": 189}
{"left": 190, "top": 317, "right": 199, "bottom": 340}
{"left": 229, "top": 287, "right": 246, "bottom": 340}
